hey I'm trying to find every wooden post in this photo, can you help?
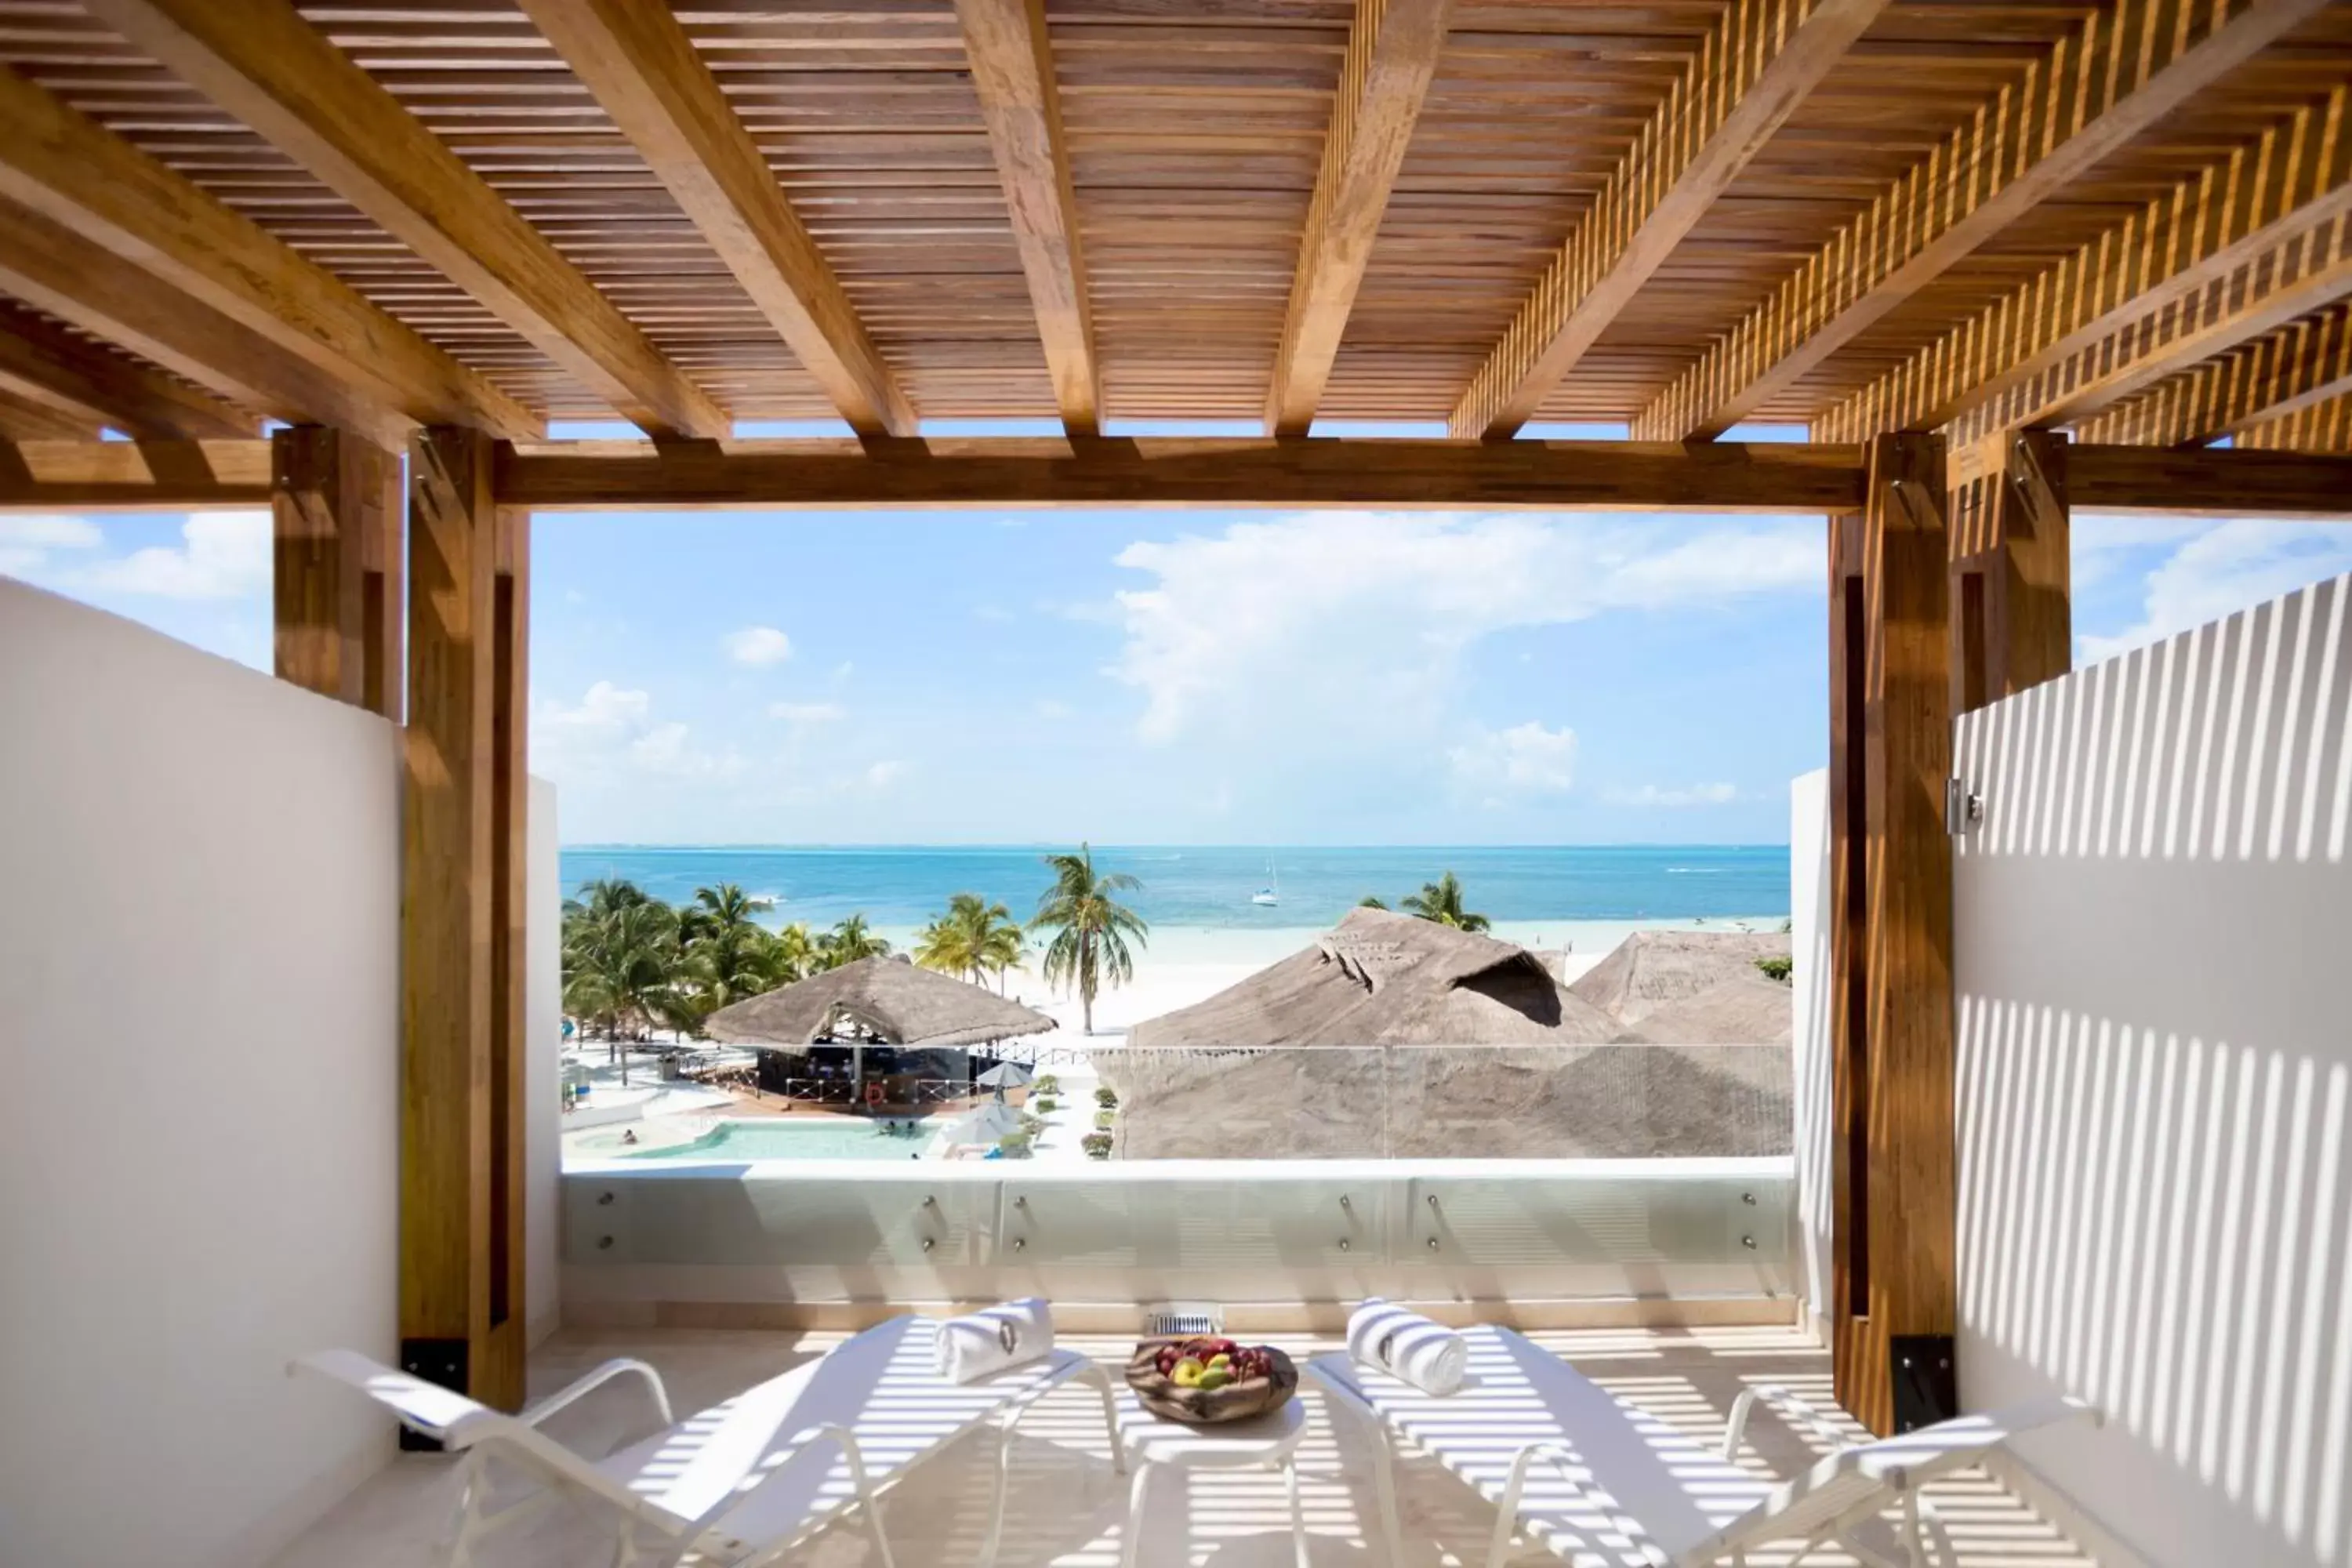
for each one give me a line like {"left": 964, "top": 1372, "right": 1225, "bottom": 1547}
{"left": 401, "top": 425, "right": 526, "bottom": 1417}
{"left": 1949, "top": 429, "right": 2069, "bottom": 715}
{"left": 271, "top": 425, "right": 401, "bottom": 717}
{"left": 1828, "top": 431, "right": 1957, "bottom": 1436}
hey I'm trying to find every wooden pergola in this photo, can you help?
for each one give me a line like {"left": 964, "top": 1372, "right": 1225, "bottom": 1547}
{"left": 3, "top": 0, "right": 2349, "bottom": 1432}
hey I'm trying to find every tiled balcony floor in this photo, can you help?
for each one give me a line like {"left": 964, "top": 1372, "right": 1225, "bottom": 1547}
{"left": 270, "top": 1323, "right": 2097, "bottom": 1567}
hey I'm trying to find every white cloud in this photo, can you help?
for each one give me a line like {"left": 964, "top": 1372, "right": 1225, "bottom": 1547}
{"left": 10, "top": 512, "right": 270, "bottom": 599}
{"left": 535, "top": 681, "right": 735, "bottom": 780}
{"left": 1035, "top": 698, "right": 1074, "bottom": 720}
{"left": 0, "top": 514, "right": 103, "bottom": 578}
{"left": 724, "top": 625, "right": 793, "bottom": 666}
{"left": 2078, "top": 521, "right": 2352, "bottom": 664}
{"left": 1450, "top": 721, "right": 1577, "bottom": 797}
{"left": 539, "top": 680, "right": 651, "bottom": 737}
{"left": 1111, "top": 511, "right": 1817, "bottom": 748}
{"left": 768, "top": 701, "right": 846, "bottom": 724}
{"left": 864, "top": 760, "right": 906, "bottom": 789}
{"left": 1606, "top": 782, "right": 1738, "bottom": 807}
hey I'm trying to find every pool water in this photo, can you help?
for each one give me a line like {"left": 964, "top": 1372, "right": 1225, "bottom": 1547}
{"left": 623, "top": 1117, "right": 935, "bottom": 1162}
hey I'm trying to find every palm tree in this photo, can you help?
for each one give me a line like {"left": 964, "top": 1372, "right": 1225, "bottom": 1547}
{"left": 677, "top": 883, "right": 785, "bottom": 1018}
{"left": 1030, "top": 844, "right": 1147, "bottom": 1034}
{"left": 914, "top": 892, "right": 1027, "bottom": 991}
{"left": 1399, "top": 870, "right": 1490, "bottom": 931}
{"left": 815, "top": 913, "right": 891, "bottom": 971}
{"left": 567, "top": 876, "right": 653, "bottom": 920}
{"left": 561, "top": 897, "right": 683, "bottom": 1083}
{"left": 772, "top": 920, "right": 818, "bottom": 982}
{"left": 1357, "top": 895, "right": 1389, "bottom": 910}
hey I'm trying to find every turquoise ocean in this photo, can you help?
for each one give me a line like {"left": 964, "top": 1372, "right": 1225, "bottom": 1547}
{"left": 558, "top": 844, "right": 1789, "bottom": 936}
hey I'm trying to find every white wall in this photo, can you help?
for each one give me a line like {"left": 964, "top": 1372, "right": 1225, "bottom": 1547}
{"left": 0, "top": 580, "right": 400, "bottom": 1567}
{"left": 1953, "top": 572, "right": 2352, "bottom": 1568}
{"left": 527, "top": 775, "right": 561, "bottom": 1347}
{"left": 1788, "top": 768, "right": 1831, "bottom": 1335}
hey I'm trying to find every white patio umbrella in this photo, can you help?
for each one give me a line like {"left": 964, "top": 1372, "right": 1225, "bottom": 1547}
{"left": 939, "top": 1102, "right": 1021, "bottom": 1145}
{"left": 975, "top": 1062, "right": 1033, "bottom": 1094}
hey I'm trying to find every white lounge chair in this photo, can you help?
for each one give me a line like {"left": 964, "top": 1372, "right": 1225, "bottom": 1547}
{"left": 296, "top": 1315, "right": 1123, "bottom": 1568}
{"left": 1307, "top": 1325, "right": 2096, "bottom": 1568}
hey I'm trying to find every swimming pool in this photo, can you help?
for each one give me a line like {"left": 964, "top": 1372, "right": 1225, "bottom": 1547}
{"left": 618, "top": 1118, "right": 935, "bottom": 1162}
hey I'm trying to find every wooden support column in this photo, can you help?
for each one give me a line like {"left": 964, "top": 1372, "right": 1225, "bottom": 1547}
{"left": 401, "top": 425, "right": 527, "bottom": 1418}
{"left": 271, "top": 425, "right": 402, "bottom": 717}
{"left": 1827, "top": 431, "right": 1956, "bottom": 1436}
{"left": 1948, "top": 430, "right": 2069, "bottom": 717}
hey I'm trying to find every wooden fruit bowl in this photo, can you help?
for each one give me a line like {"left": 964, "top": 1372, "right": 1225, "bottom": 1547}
{"left": 1124, "top": 1337, "right": 1298, "bottom": 1425}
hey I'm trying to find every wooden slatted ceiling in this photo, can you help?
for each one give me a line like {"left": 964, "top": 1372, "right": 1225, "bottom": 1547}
{"left": 1319, "top": 6, "right": 1719, "bottom": 423}
{"left": 1632, "top": 0, "right": 2349, "bottom": 440}
{"left": 1057, "top": 0, "right": 1348, "bottom": 421}
{"left": 0, "top": 0, "right": 2347, "bottom": 439}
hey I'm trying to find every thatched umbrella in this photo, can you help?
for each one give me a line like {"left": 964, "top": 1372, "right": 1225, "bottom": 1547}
{"left": 1566, "top": 929, "right": 1792, "bottom": 1025}
{"left": 704, "top": 956, "right": 1054, "bottom": 1102}
{"left": 1128, "top": 906, "right": 1617, "bottom": 1049}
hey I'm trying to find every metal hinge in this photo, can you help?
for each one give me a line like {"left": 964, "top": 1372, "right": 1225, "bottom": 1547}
{"left": 1945, "top": 779, "right": 1984, "bottom": 836}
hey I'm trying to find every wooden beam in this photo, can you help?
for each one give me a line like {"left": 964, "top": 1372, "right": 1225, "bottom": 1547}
{"left": 518, "top": 0, "right": 912, "bottom": 437}
{"left": 1954, "top": 223, "right": 2352, "bottom": 441}
{"left": 0, "top": 194, "right": 415, "bottom": 452}
{"left": 0, "top": 65, "right": 536, "bottom": 441}
{"left": 0, "top": 437, "right": 271, "bottom": 509}
{"left": 2104, "top": 307, "right": 2352, "bottom": 451}
{"left": 1635, "top": 0, "right": 2337, "bottom": 443}
{"left": 401, "top": 424, "right": 527, "bottom": 1417}
{"left": 953, "top": 0, "right": 1100, "bottom": 437}
{"left": 2238, "top": 388, "right": 2352, "bottom": 455}
{"left": 0, "top": 299, "right": 257, "bottom": 440}
{"left": 78, "top": 0, "right": 725, "bottom": 440}
{"left": 1817, "top": 87, "right": 2352, "bottom": 446}
{"left": 493, "top": 436, "right": 1869, "bottom": 512}
{"left": 2078, "top": 304, "right": 2352, "bottom": 448}
{"left": 0, "top": 387, "right": 102, "bottom": 441}
{"left": 2069, "top": 443, "right": 2352, "bottom": 517}
{"left": 272, "top": 426, "right": 402, "bottom": 719}
{"left": 1452, "top": 0, "right": 1881, "bottom": 440}
{"left": 1265, "top": 0, "right": 1450, "bottom": 437}
{"left": 1950, "top": 430, "right": 2069, "bottom": 718}
{"left": 1828, "top": 430, "right": 1955, "bottom": 1436}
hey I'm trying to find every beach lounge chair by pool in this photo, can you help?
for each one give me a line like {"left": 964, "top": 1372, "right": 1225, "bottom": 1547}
{"left": 296, "top": 1314, "right": 1122, "bottom": 1568}
{"left": 1307, "top": 1324, "right": 2094, "bottom": 1568}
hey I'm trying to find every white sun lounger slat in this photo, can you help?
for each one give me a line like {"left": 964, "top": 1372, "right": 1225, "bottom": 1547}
{"left": 296, "top": 1315, "right": 1121, "bottom": 1567}
{"left": 1307, "top": 1324, "right": 2096, "bottom": 1568}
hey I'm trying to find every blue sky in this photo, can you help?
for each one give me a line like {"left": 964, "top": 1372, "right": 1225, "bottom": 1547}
{"left": 9, "top": 421, "right": 2351, "bottom": 847}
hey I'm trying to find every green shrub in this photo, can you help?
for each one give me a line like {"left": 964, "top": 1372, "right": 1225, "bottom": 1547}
{"left": 1033, "top": 1073, "right": 1060, "bottom": 1094}
{"left": 1080, "top": 1131, "right": 1112, "bottom": 1160}
{"left": 1094, "top": 1086, "right": 1118, "bottom": 1109}
{"left": 1033, "top": 1095, "right": 1058, "bottom": 1113}
{"left": 1094, "top": 1109, "right": 1115, "bottom": 1131}
{"left": 1018, "top": 1112, "right": 1046, "bottom": 1137}
{"left": 1754, "top": 955, "right": 1793, "bottom": 982}
{"left": 997, "top": 1131, "right": 1033, "bottom": 1158}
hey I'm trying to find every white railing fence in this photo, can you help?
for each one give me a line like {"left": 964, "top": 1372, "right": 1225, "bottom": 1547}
{"left": 561, "top": 1157, "right": 1794, "bottom": 1308}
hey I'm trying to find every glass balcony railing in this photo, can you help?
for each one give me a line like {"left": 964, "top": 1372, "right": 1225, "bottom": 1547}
{"left": 561, "top": 1041, "right": 1795, "bottom": 1307}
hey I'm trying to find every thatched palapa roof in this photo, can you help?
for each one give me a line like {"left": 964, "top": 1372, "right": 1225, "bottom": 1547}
{"left": 1567, "top": 930, "right": 1791, "bottom": 1025}
{"left": 703, "top": 956, "right": 1054, "bottom": 1054}
{"left": 1127, "top": 907, "right": 1617, "bottom": 1049}
{"left": 1613, "top": 974, "right": 1794, "bottom": 1047}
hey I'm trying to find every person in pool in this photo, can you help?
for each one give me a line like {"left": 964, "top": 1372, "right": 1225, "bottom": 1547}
{"left": 620, "top": 1129, "right": 638, "bottom": 1145}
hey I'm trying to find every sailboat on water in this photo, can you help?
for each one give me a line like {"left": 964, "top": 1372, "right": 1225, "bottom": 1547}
{"left": 1251, "top": 861, "right": 1279, "bottom": 906}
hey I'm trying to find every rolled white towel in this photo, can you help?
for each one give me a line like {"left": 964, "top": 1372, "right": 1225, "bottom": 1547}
{"left": 1346, "top": 1298, "right": 1468, "bottom": 1396}
{"left": 933, "top": 1298, "right": 1054, "bottom": 1385}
